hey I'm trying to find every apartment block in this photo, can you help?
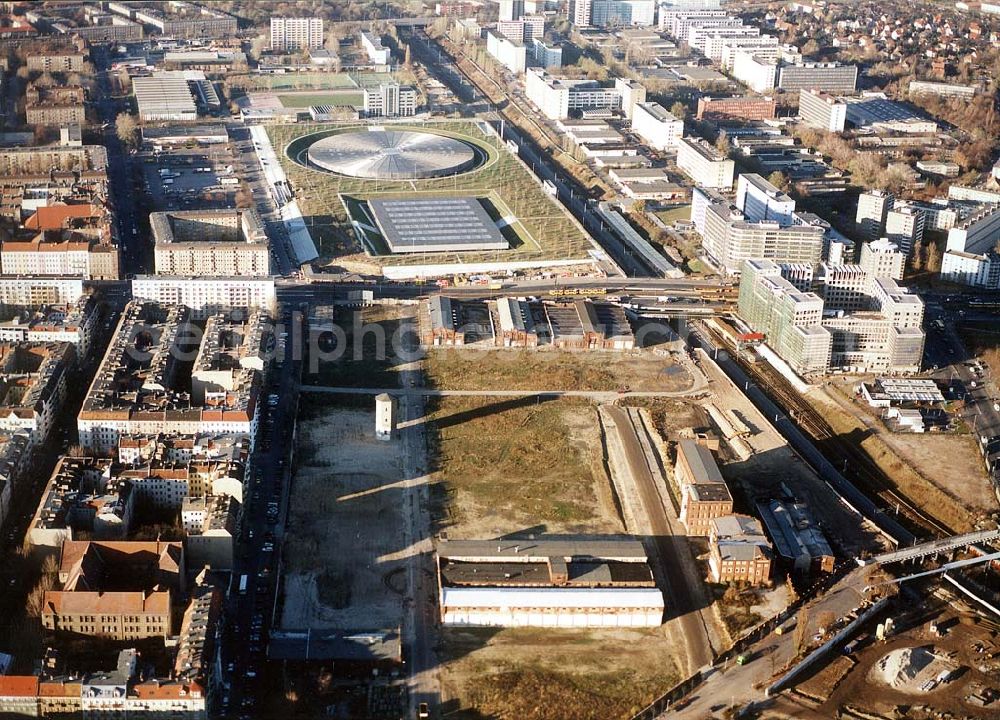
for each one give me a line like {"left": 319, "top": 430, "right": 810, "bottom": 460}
{"left": 25, "top": 84, "right": 86, "bottom": 126}
{"left": 26, "top": 47, "right": 86, "bottom": 73}
{"left": 696, "top": 95, "right": 776, "bottom": 121}
{"left": 77, "top": 303, "right": 268, "bottom": 452}
{"left": 778, "top": 62, "right": 857, "bottom": 93}
{"left": 270, "top": 17, "right": 323, "bottom": 51}
{"left": 152, "top": 209, "right": 269, "bottom": 277}
{"left": 530, "top": 38, "right": 563, "bottom": 68}
{"left": 108, "top": 1, "right": 236, "bottom": 38}
{"left": 631, "top": 102, "right": 684, "bottom": 151}
{"left": 736, "top": 173, "right": 795, "bottom": 225}
{"left": 486, "top": 30, "right": 527, "bottom": 73}
{"left": 182, "top": 495, "right": 237, "bottom": 570}
{"left": 798, "top": 89, "right": 847, "bottom": 132}
{"left": 738, "top": 259, "right": 832, "bottom": 375}
{"left": 361, "top": 31, "right": 391, "bottom": 65}
{"left": 732, "top": 52, "right": 778, "bottom": 93}
{"left": 859, "top": 239, "right": 905, "bottom": 281}
{"left": 363, "top": 83, "right": 418, "bottom": 117}
{"left": 677, "top": 137, "right": 734, "bottom": 188}
{"left": 718, "top": 35, "right": 780, "bottom": 69}
{"left": 701, "top": 200, "right": 825, "bottom": 274}
{"left": 885, "top": 203, "right": 925, "bottom": 256}
{"left": 131, "top": 276, "right": 276, "bottom": 316}
{"left": 525, "top": 68, "right": 622, "bottom": 120}
{"left": 42, "top": 540, "right": 184, "bottom": 640}
{"left": 856, "top": 189, "right": 894, "bottom": 241}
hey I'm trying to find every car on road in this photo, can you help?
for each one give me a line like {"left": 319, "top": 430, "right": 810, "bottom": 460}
{"left": 418, "top": 703, "right": 430, "bottom": 719}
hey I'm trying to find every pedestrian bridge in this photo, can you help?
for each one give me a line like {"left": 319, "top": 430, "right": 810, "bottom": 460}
{"left": 859, "top": 527, "right": 1000, "bottom": 567}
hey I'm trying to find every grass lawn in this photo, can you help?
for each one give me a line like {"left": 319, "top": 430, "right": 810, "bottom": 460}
{"left": 654, "top": 204, "right": 691, "bottom": 226}
{"left": 277, "top": 92, "right": 363, "bottom": 108}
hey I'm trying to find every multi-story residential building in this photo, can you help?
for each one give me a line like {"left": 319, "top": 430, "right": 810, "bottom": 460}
{"left": 778, "top": 62, "right": 858, "bottom": 93}
{"left": 26, "top": 46, "right": 86, "bottom": 73}
{"left": 677, "top": 136, "right": 734, "bottom": 188}
{"left": 732, "top": 51, "right": 778, "bottom": 93}
{"left": 615, "top": 78, "right": 646, "bottom": 121}
{"left": 885, "top": 203, "right": 925, "bottom": 256}
{"left": 908, "top": 80, "right": 976, "bottom": 99}
{"left": 77, "top": 303, "right": 268, "bottom": 452}
{"left": 940, "top": 249, "right": 1000, "bottom": 289}
{"left": 569, "top": 0, "right": 593, "bottom": 25}
{"left": 696, "top": 95, "right": 776, "bottom": 121}
{"left": 0, "top": 297, "right": 98, "bottom": 358}
{"left": 631, "top": 102, "right": 683, "bottom": 151}
{"left": 859, "top": 239, "right": 905, "bottom": 281}
{"left": 701, "top": 200, "right": 825, "bottom": 274}
{"left": 738, "top": 259, "right": 832, "bottom": 374}
{"left": 486, "top": 30, "right": 527, "bottom": 73}
{"left": 131, "top": 276, "right": 277, "bottom": 316}
{"left": 736, "top": 173, "right": 795, "bottom": 225}
{"left": 151, "top": 209, "right": 269, "bottom": 277}
{"left": 739, "top": 259, "right": 925, "bottom": 374}
{"left": 856, "top": 189, "right": 894, "bottom": 242}
{"left": 718, "top": 35, "right": 780, "bottom": 69}
{"left": 270, "top": 17, "right": 323, "bottom": 51}
{"left": 51, "top": 7, "right": 144, "bottom": 41}
{"left": 798, "top": 89, "right": 847, "bottom": 132}
{"left": 363, "top": 83, "right": 418, "bottom": 117}
{"left": 525, "top": 68, "right": 623, "bottom": 120}
{"left": 530, "top": 38, "right": 563, "bottom": 68}
{"left": 498, "top": 0, "right": 526, "bottom": 21}
{"left": 689, "top": 24, "right": 759, "bottom": 57}
{"left": 25, "top": 84, "right": 86, "bottom": 126}
{"left": 709, "top": 514, "right": 772, "bottom": 585}
{"left": 107, "top": 1, "right": 236, "bottom": 38}
{"left": 0, "top": 342, "right": 74, "bottom": 449}
{"left": 43, "top": 539, "right": 184, "bottom": 640}
{"left": 0, "top": 277, "right": 84, "bottom": 307}
{"left": 496, "top": 15, "right": 544, "bottom": 42}
{"left": 182, "top": 495, "right": 237, "bottom": 570}
{"left": 361, "top": 31, "right": 391, "bottom": 65}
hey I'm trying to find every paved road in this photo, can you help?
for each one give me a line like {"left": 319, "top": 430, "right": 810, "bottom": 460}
{"left": 603, "top": 405, "right": 714, "bottom": 672}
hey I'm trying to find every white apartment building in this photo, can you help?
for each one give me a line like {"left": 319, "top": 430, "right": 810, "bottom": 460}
{"left": 690, "top": 25, "right": 759, "bottom": 56}
{"left": 631, "top": 102, "right": 683, "bottom": 151}
{"left": 798, "top": 89, "right": 847, "bottom": 132}
{"left": 363, "top": 83, "right": 417, "bottom": 117}
{"left": 151, "top": 209, "right": 270, "bottom": 277}
{"left": 941, "top": 250, "right": 1000, "bottom": 289}
{"left": 732, "top": 51, "right": 778, "bottom": 92}
{"left": 270, "top": 17, "right": 324, "bottom": 51}
{"left": 859, "top": 239, "right": 905, "bottom": 281}
{"left": 719, "top": 35, "right": 780, "bottom": 69}
{"left": 615, "top": 77, "right": 646, "bottom": 121}
{"left": 677, "top": 136, "right": 734, "bottom": 188}
{"left": 360, "top": 31, "right": 390, "bottom": 65}
{"left": 531, "top": 39, "right": 563, "bottom": 68}
{"left": 736, "top": 173, "right": 795, "bottom": 225}
{"left": 856, "top": 189, "right": 894, "bottom": 241}
{"left": 486, "top": 30, "right": 527, "bottom": 73}
{"left": 702, "top": 201, "right": 825, "bottom": 274}
{"left": 884, "top": 204, "right": 925, "bottom": 256}
{"left": 525, "top": 68, "right": 622, "bottom": 120}
{"left": 0, "top": 277, "right": 83, "bottom": 306}
{"left": 778, "top": 62, "right": 857, "bottom": 92}
{"left": 130, "top": 276, "right": 277, "bottom": 317}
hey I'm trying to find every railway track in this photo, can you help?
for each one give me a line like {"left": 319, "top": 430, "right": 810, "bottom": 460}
{"left": 705, "top": 322, "right": 953, "bottom": 540}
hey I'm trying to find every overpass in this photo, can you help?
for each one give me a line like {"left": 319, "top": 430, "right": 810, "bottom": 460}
{"left": 859, "top": 527, "right": 1000, "bottom": 567}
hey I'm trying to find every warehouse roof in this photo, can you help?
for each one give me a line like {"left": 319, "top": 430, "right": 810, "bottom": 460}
{"left": 440, "top": 587, "right": 664, "bottom": 610}
{"left": 369, "top": 197, "right": 508, "bottom": 254}
{"left": 437, "top": 537, "right": 649, "bottom": 563}
{"left": 677, "top": 439, "right": 724, "bottom": 484}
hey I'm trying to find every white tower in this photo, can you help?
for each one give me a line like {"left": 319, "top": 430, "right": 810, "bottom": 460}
{"left": 375, "top": 393, "right": 398, "bottom": 440}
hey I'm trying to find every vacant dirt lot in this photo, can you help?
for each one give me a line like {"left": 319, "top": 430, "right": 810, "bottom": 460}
{"left": 439, "top": 627, "right": 682, "bottom": 720}
{"left": 813, "top": 383, "right": 984, "bottom": 531}
{"left": 280, "top": 407, "right": 409, "bottom": 630}
{"left": 423, "top": 348, "right": 693, "bottom": 392}
{"left": 426, "top": 397, "right": 624, "bottom": 537}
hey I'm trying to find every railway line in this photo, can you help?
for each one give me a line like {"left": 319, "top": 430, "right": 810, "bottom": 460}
{"left": 704, "top": 321, "right": 953, "bottom": 540}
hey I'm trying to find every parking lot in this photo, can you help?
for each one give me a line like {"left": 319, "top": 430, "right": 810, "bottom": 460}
{"left": 139, "top": 144, "right": 245, "bottom": 210}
